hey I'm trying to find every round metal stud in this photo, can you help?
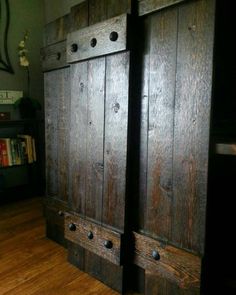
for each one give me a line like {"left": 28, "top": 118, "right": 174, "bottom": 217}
{"left": 90, "top": 38, "right": 97, "bottom": 47}
{"left": 71, "top": 43, "right": 78, "bottom": 53}
{"left": 87, "top": 231, "right": 94, "bottom": 240}
{"left": 68, "top": 223, "right": 76, "bottom": 231}
{"left": 104, "top": 240, "right": 113, "bottom": 249}
{"left": 109, "top": 31, "right": 119, "bottom": 42}
{"left": 152, "top": 250, "right": 160, "bottom": 261}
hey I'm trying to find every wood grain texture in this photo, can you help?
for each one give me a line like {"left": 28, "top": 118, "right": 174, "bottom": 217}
{"left": 69, "top": 62, "right": 88, "bottom": 213}
{"left": 65, "top": 213, "right": 123, "bottom": 265}
{"left": 172, "top": 0, "right": 215, "bottom": 254}
{"left": 44, "top": 14, "right": 70, "bottom": 46}
{"left": 133, "top": 232, "right": 200, "bottom": 290}
{"left": 215, "top": 143, "right": 236, "bottom": 155}
{"left": 70, "top": 0, "right": 89, "bottom": 32}
{"left": 41, "top": 41, "right": 68, "bottom": 72}
{"left": 86, "top": 57, "right": 105, "bottom": 222}
{"left": 103, "top": 51, "right": 130, "bottom": 231}
{"left": 44, "top": 71, "right": 59, "bottom": 197}
{"left": 106, "top": 0, "right": 132, "bottom": 17}
{"left": 67, "top": 14, "right": 128, "bottom": 63}
{"left": 145, "top": 7, "right": 177, "bottom": 240}
{"left": 0, "top": 198, "right": 119, "bottom": 295}
{"left": 89, "top": 0, "right": 107, "bottom": 25}
{"left": 138, "top": 0, "right": 186, "bottom": 16}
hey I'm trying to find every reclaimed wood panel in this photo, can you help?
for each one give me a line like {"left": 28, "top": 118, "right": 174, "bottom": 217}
{"left": 145, "top": 7, "right": 178, "bottom": 239}
{"left": 85, "top": 57, "right": 105, "bottom": 222}
{"left": 44, "top": 71, "right": 59, "bottom": 197}
{"left": 172, "top": 0, "right": 215, "bottom": 254}
{"left": 138, "top": 0, "right": 186, "bottom": 16}
{"left": 107, "top": 0, "right": 132, "bottom": 17}
{"left": 41, "top": 41, "right": 68, "bottom": 72}
{"left": 103, "top": 51, "right": 130, "bottom": 231}
{"left": 70, "top": 0, "right": 89, "bottom": 32}
{"left": 89, "top": 0, "right": 107, "bottom": 25}
{"left": 65, "top": 213, "right": 123, "bottom": 265}
{"left": 133, "top": 232, "right": 201, "bottom": 289}
{"left": 44, "top": 14, "right": 70, "bottom": 46}
{"left": 67, "top": 14, "right": 128, "bottom": 63}
{"left": 58, "top": 67, "right": 70, "bottom": 201}
{"left": 69, "top": 62, "right": 88, "bottom": 213}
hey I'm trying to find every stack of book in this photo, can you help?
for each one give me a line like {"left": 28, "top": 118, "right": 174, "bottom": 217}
{"left": 0, "top": 135, "right": 36, "bottom": 167}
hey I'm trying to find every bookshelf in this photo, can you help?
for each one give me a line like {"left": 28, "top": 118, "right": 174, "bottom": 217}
{"left": 0, "top": 119, "right": 42, "bottom": 203}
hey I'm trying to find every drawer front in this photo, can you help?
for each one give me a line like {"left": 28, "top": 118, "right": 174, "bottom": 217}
{"left": 65, "top": 213, "right": 123, "bottom": 265}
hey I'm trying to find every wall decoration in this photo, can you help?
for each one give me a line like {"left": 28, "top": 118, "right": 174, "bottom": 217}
{"left": 0, "top": 0, "right": 14, "bottom": 73}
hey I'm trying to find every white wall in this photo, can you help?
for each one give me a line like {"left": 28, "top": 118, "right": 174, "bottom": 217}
{"left": 44, "top": 0, "right": 84, "bottom": 24}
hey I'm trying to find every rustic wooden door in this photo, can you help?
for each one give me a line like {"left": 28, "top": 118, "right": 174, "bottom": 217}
{"left": 63, "top": 1, "right": 132, "bottom": 293}
{"left": 129, "top": 0, "right": 216, "bottom": 294}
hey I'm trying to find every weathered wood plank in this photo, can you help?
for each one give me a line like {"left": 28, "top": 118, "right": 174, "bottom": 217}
{"left": 89, "top": 0, "right": 107, "bottom": 25}
{"left": 58, "top": 67, "right": 70, "bottom": 201}
{"left": 86, "top": 57, "right": 105, "bottom": 222}
{"left": 70, "top": 0, "right": 89, "bottom": 32}
{"left": 133, "top": 232, "right": 201, "bottom": 290}
{"left": 145, "top": 7, "right": 178, "bottom": 239}
{"left": 67, "top": 14, "right": 128, "bottom": 63}
{"left": 103, "top": 51, "right": 130, "bottom": 231}
{"left": 69, "top": 62, "right": 88, "bottom": 213}
{"left": 65, "top": 213, "right": 123, "bottom": 265}
{"left": 41, "top": 41, "right": 68, "bottom": 72}
{"left": 138, "top": 0, "right": 186, "bottom": 16}
{"left": 44, "top": 14, "right": 70, "bottom": 46}
{"left": 107, "top": 0, "right": 132, "bottom": 18}
{"left": 172, "top": 0, "right": 215, "bottom": 254}
{"left": 44, "top": 71, "right": 59, "bottom": 197}
{"left": 215, "top": 143, "right": 236, "bottom": 155}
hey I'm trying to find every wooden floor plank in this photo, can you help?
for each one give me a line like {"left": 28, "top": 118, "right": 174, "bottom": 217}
{"left": 0, "top": 197, "right": 119, "bottom": 295}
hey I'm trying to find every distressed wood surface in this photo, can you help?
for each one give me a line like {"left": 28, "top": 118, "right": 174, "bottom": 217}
{"left": 67, "top": 14, "right": 128, "bottom": 63}
{"left": 69, "top": 62, "right": 88, "bottom": 214}
{"left": 86, "top": 57, "right": 105, "bottom": 222}
{"left": 172, "top": 0, "right": 215, "bottom": 254}
{"left": 44, "top": 14, "right": 70, "bottom": 46}
{"left": 65, "top": 213, "right": 123, "bottom": 265}
{"left": 41, "top": 41, "right": 68, "bottom": 72}
{"left": 145, "top": 7, "right": 177, "bottom": 240}
{"left": 133, "top": 232, "right": 201, "bottom": 290}
{"left": 70, "top": 0, "right": 89, "bottom": 32}
{"left": 103, "top": 51, "right": 130, "bottom": 231}
{"left": 215, "top": 143, "right": 236, "bottom": 155}
{"left": 44, "top": 71, "right": 59, "bottom": 197}
{"left": 138, "top": 0, "right": 186, "bottom": 16}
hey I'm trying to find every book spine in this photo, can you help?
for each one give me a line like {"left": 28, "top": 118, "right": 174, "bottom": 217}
{"left": 0, "top": 139, "right": 9, "bottom": 167}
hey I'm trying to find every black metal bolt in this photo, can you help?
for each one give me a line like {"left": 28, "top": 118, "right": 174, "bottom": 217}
{"left": 152, "top": 250, "right": 160, "bottom": 261}
{"left": 104, "top": 240, "right": 113, "bottom": 249}
{"left": 109, "top": 31, "right": 119, "bottom": 42}
{"left": 71, "top": 43, "right": 78, "bottom": 53}
{"left": 87, "top": 231, "right": 94, "bottom": 240}
{"left": 56, "top": 52, "right": 61, "bottom": 60}
{"left": 90, "top": 38, "right": 97, "bottom": 47}
{"left": 68, "top": 223, "right": 76, "bottom": 231}
{"left": 58, "top": 210, "right": 63, "bottom": 216}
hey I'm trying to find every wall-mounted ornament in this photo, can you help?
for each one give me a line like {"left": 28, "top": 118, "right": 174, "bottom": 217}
{"left": 0, "top": 0, "right": 14, "bottom": 74}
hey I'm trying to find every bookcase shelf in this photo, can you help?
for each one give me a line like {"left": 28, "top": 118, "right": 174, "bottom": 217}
{"left": 0, "top": 118, "right": 43, "bottom": 202}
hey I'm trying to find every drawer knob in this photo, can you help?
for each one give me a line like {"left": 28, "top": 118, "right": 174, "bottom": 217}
{"left": 69, "top": 223, "right": 76, "bottom": 231}
{"left": 58, "top": 210, "right": 63, "bottom": 216}
{"left": 71, "top": 43, "right": 78, "bottom": 53}
{"left": 109, "top": 31, "right": 118, "bottom": 42}
{"left": 90, "top": 38, "right": 97, "bottom": 48}
{"left": 104, "top": 240, "right": 113, "bottom": 249}
{"left": 87, "top": 231, "right": 94, "bottom": 240}
{"left": 152, "top": 250, "right": 160, "bottom": 261}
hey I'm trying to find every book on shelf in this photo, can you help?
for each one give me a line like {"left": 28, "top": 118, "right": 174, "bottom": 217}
{"left": 0, "top": 135, "right": 37, "bottom": 168}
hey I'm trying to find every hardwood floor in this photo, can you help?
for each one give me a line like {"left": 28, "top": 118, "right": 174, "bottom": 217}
{"left": 0, "top": 198, "right": 119, "bottom": 295}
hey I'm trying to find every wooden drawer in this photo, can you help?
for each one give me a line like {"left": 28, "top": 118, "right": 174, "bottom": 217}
{"left": 65, "top": 213, "right": 123, "bottom": 265}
